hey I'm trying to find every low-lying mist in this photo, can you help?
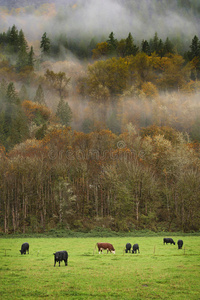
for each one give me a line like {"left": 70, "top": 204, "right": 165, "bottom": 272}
{"left": 0, "top": 0, "right": 199, "bottom": 51}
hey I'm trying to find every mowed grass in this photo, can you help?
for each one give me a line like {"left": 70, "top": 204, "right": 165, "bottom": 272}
{"left": 0, "top": 236, "right": 200, "bottom": 299}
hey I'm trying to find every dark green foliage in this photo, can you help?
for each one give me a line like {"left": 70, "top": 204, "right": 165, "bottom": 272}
{"left": 35, "top": 123, "right": 47, "bottom": 140}
{"left": 6, "top": 82, "right": 20, "bottom": 104}
{"left": 188, "top": 35, "right": 200, "bottom": 59}
{"left": 27, "top": 46, "right": 34, "bottom": 68}
{"left": 40, "top": 32, "right": 51, "bottom": 56}
{"left": 107, "top": 32, "right": 118, "bottom": 56}
{"left": 18, "top": 29, "right": 28, "bottom": 51}
{"left": 8, "top": 25, "right": 19, "bottom": 53}
{"left": 16, "top": 44, "right": 29, "bottom": 72}
{"left": 0, "top": 81, "right": 29, "bottom": 150}
{"left": 186, "top": 35, "right": 200, "bottom": 79}
{"left": 0, "top": 25, "right": 34, "bottom": 71}
{"left": 141, "top": 40, "right": 151, "bottom": 55}
{"left": 125, "top": 32, "right": 139, "bottom": 56}
{"left": 164, "top": 37, "right": 174, "bottom": 55}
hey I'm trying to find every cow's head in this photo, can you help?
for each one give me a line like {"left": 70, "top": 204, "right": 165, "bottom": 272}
{"left": 111, "top": 250, "right": 115, "bottom": 254}
{"left": 19, "top": 250, "right": 23, "bottom": 255}
{"left": 54, "top": 252, "right": 60, "bottom": 260}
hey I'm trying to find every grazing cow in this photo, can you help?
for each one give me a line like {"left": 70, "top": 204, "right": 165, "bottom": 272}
{"left": 53, "top": 251, "right": 68, "bottom": 267}
{"left": 177, "top": 239, "right": 183, "bottom": 249}
{"left": 132, "top": 243, "right": 140, "bottom": 254}
{"left": 19, "top": 243, "right": 29, "bottom": 255}
{"left": 125, "top": 243, "right": 132, "bottom": 253}
{"left": 96, "top": 243, "right": 115, "bottom": 254}
{"left": 163, "top": 238, "right": 175, "bottom": 245}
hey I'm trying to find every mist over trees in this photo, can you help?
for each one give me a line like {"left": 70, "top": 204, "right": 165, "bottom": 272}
{"left": 0, "top": 1, "right": 200, "bottom": 233}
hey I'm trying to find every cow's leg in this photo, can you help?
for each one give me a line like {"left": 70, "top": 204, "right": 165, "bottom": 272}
{"left": 59, "top": 261, "right": 60, "bottom": 267}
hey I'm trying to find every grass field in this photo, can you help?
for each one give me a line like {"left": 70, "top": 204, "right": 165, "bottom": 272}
{"left": 0, "top": 236, "right": 200, "bottom": 299}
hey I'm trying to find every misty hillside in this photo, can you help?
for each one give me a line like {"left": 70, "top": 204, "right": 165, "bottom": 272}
{"left": 0, "top": 0, "right": 200, "bottom": 44}
{"left": 1, "top": 0, "right": 200, "bottom": 234}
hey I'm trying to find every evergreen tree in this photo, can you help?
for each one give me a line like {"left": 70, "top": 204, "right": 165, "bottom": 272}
{"left": 107, "top": 32, "right": 118, "bottom": 56}
{"left": 141, "top": 40, "right": 151, "bottom": 55}
{"left": 19, "top": 84, "right": 29, "bottom": 101}
{"left": 151, "top": 32, "right": 159, "bottom": 53}
{"left": 187, "top": 35, "right": 200, "bottom": 79}
{"left": 157, "top": 39, "right": 164, "bottom": 57}
{"left": 16, "top": 44, "right": 28, "bottom": 72}
{"left": 34, "top": 84, "right": 46, "bottom": 105}
{"left": 8, "top": 25, "right": 19, "bottom": 53}
{"left": 188, "top": 35, "right": 200, "bottom": 60}
{"left": 56, "top": 97, "right": 72, "bottom": 126}
{"left": 27, "top": 46, "right": 34, "bottom": 68}
{"left": 164, "top": 37, "right": 174, "bottom": 55}
{"left": 18, "top": 29, "right": 28, "bottom": 51}
{"left": 40, "top": 32, "right": 51, "bottom": 56}
{"left": 125, "top": 33, "right": 138, "bottom": 56}
{"left": 6, "top": 82, "right": 20, "bottom": 105}
{"left": 9, "top": 108, "right": 29, "bottom": 146}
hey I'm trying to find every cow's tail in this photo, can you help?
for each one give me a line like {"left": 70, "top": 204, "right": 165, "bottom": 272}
{"left": 93, "top": 243, "right": 97, "bottom": 255}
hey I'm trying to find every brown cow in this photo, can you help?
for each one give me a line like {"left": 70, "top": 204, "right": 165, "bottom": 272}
{"left": 96, "top": 242, "right": 115, "bottom": 254}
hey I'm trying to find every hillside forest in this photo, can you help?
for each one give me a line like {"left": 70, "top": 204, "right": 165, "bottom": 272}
{"left": 0, "top": 1, "right": 200, "bottom": 234}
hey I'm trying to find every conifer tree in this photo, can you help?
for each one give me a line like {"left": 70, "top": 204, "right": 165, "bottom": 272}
{"left": 152, "top": 32, "right": 159, "bottom": 53}
{"left": 107, "top": 32, "right": 118, "bottom": 56}
{"left": 34, "top": 84, "right": 46, "bottom": 105}
{"left": 125, "top": 33, "right": 138, "bottom": 56}
{"left": 6, "top": 82, "right": 20, "bottom": 104}
{"left": 28, "top": 46, "right": 34, "bottom": 68}
{"left": 56, "top": 97, "right": 72, "bottom": 126}
{"left": 40, "top": 32, "right": 51, "bottom": 56}
{"left": 164, "top": 37, "right": 174, "bottom": 55}
{"left": 18, "top": 29, "right": 28, "bottom": 51}
{"left": 188, "top": 35, "right": 200, "bottom": 60}
{"left": 16, "top": 44, "right": 28, "bottom": 72}
{"left": 8, "top": 25, "right": 19, "bottom": 53}
{"left": 141, "top": 40, "right": 151, "bottom": 55}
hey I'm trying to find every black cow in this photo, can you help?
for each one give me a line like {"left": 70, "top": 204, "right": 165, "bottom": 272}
{"left": 132, "top": 243, "right": 140, "bottom": 254}
{"left": 177, "top": 239, "right": 183, "bottom": 249}
{"left": 19, "top": 243, "right": 29, "bottom": 255}
{"left": 125, "top": 243, "right": 132, "bottom": 253}
{"left": 163, "top": 238, "right": 175, "bottom": 245}
{"left": 53, "top": 251, "right": 68, "bottom": 267}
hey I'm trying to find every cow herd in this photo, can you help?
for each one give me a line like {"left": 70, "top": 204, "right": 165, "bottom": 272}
{"left": 19, "top": 237, "right": 184, "bottom": 267}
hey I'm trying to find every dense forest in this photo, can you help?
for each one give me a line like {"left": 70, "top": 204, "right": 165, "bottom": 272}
{"left": 0, "top": 1, "right": 200, "bottom": 234}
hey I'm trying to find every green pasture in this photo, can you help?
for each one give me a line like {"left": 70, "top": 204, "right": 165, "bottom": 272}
{"left": 0, "top": 236, "right": 200, "bottom": 299}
